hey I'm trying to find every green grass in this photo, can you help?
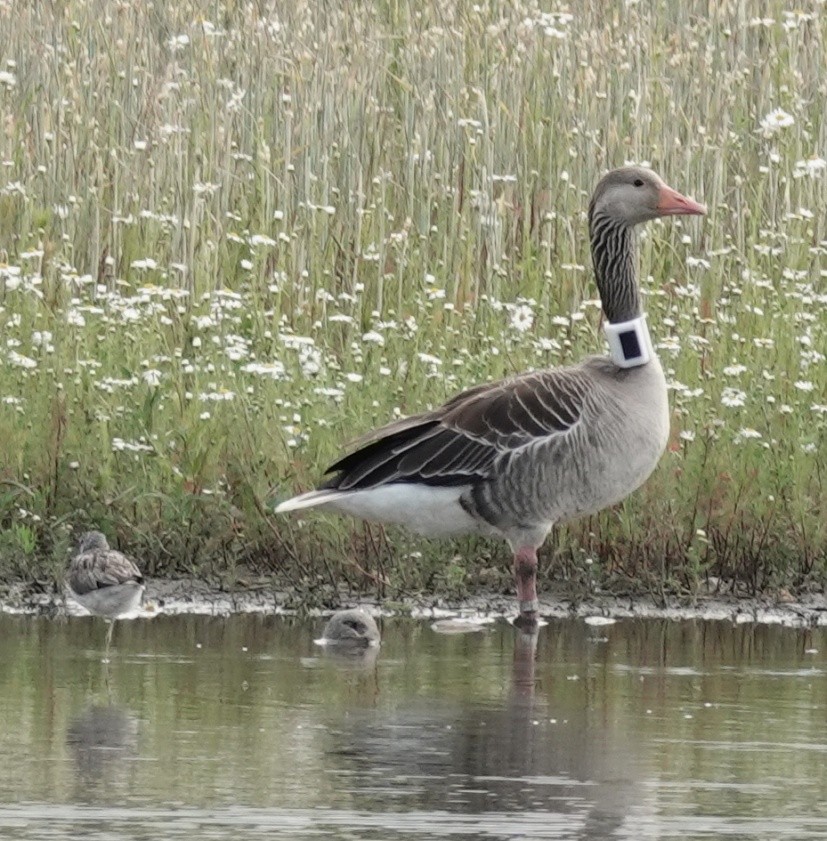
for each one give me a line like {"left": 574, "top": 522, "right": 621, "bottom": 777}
{"left": 0, "top": 0, "right": 824, "bottom": 600}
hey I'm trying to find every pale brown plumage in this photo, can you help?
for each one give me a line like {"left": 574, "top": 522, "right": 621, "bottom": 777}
{"left": 68, "top": 531, "right": 143, "bottom": 597}
{"left": 322, "top": 608, "right": 381, "bottom": 647}
{"left": 67, "top": 531, "right": 145, "bottom": 660}
{"left": 321, "top": 367, "right": 587, "bottom": 491}
{"left": 276, "top": 167, "right": 706, "bottom": 623}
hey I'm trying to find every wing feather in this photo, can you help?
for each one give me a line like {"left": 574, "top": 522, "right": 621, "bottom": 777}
{"left": 323, "top": 366, "right": 592, "bottom": 491}
{"left": 69, "top": 550, "right": 143, "bottom": 595}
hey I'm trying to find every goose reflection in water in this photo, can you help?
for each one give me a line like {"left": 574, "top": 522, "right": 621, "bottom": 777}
{"left": 323, "top": 621, "right": 653, "bottom": 839}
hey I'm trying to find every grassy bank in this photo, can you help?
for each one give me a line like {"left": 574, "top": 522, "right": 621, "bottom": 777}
{"left": 0, "top": 0, "right": 824, "bottom": 601}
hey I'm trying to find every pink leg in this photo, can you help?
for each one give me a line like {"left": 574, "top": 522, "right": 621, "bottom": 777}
{"left": 513, "top": 546, "right": 539, "bottom": 618}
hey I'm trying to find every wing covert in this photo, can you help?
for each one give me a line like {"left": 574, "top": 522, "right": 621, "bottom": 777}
{"left": 323, "top": 367, "right": 590, "bottom": 491}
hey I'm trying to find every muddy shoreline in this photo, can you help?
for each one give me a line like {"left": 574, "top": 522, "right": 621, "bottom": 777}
{"left": 2, "top": 577, "right": 826, "bottom": 628}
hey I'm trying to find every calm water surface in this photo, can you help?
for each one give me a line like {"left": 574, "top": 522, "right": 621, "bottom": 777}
{"left": 0, "top": 612, "right": 826, "bottom": 839}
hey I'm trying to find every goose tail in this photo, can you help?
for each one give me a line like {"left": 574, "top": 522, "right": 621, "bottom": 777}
{"left": 274, "top": 489, "right": 348, "bottom": 514}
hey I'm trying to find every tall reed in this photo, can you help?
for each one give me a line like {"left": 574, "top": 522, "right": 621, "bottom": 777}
{"left": 0, "top": 0, "right": 824, "bottom": 597}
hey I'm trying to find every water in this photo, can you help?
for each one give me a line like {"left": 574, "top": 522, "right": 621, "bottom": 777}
{"left": 1, "top": 612, "right": 826, "bottom": 839}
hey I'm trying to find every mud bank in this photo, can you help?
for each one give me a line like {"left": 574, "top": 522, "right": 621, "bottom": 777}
{"left": 2, "top": 578, "right": 827, "bottom": 628}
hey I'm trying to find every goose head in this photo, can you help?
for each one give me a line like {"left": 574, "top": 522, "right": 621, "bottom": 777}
{"left": 589, "top": 166, "right": 706, "bottom": 227}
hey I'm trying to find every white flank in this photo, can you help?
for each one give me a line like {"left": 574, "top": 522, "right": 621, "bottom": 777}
{"left": 276, "top": 483, "right": 487, "bottom": 538}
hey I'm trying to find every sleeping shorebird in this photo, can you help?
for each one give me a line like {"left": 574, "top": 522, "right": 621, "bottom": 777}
{"left": 321, "top": 608, "right": 381, "bottom": 648}
{"left": 67, "top": 531, "right": 145, "bottom": 661}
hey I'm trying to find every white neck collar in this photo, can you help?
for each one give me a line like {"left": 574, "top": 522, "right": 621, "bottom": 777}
{"left": 604, "top": 315, "right": 653, "bottom": 368}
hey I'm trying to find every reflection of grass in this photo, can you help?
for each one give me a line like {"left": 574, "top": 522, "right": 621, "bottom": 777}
{"left": 2, "top": 615, "right": 823, "bottom": 813}
{"left": 0, "top": 1, "right": 824, "bottom": 597}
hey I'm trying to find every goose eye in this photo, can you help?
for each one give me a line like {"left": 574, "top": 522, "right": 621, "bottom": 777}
{"left": 633, "top": 179, "right": 644, "bottom": 187}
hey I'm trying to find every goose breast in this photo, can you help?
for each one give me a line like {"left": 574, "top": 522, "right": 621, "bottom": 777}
{"left": 466, "top": 355, "right": 669, "bottom": 536}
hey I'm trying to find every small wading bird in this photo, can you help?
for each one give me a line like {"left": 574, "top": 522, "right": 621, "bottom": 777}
{"left": 67, "top": 531, "right": 145, "bottom": 660}
{"left": 320, "top": 608, "right": 381, "bottom": 647}
{"left": 276, "top": 167, "right": 705, "bottom": 624}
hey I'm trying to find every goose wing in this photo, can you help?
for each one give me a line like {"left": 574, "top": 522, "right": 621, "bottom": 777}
{"left": 323, "top": 368, "right": 588, "bottom": 490}
{"left": 68, "top": 550, "right": 143, "bottom": 595}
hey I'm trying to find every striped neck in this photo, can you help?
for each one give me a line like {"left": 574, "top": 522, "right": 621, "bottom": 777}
{"left": 588, "top": 212, "right": 641, "bottom": 324}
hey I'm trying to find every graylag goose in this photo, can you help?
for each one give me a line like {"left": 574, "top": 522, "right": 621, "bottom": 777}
{"left": 277, "top": 167, "right": 706, "bottom": 622}
{"left": 67, "top": 530, "right": 145, "bottom": 659}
